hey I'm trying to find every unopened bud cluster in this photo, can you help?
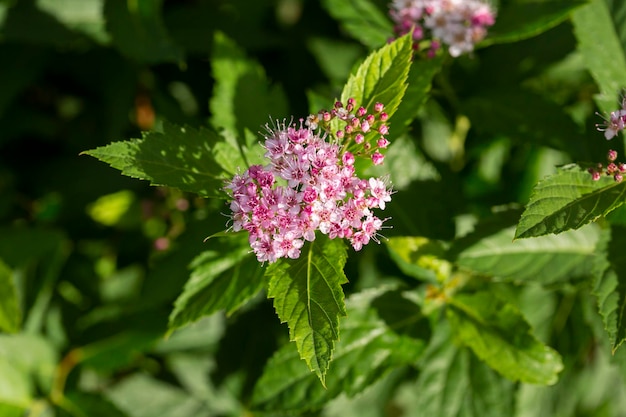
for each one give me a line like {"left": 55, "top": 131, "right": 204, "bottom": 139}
{"left": 306, "top": 98, "right": 390, "bottom": 166}
{"left": 588, "top": 149, "right": 626, "bottom": 183}
{"left": 389, "top": 0, "right": 496, "bottom": 57}
{"left": 225, "top": 99, "right": 393, "bottom": 263}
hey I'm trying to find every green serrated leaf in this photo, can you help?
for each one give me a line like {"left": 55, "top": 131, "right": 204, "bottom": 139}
{"left": 252, "top": 287, "right": 428, "bottom": 412}
{"left": 456, "top": 224, "right": 599, "bottom": 284}
{"left": 320, "top": 0, "right": 393, "bottom": 49}
{"left": 592, "top": 225, "right": 626, "bottom": 353}
{"left": 210, "top": 31, "right": 288, "bottom": 146}
{"left": 447, "top": 292, "right": 563, "bottom": 385}
{"left": 515, "top": 165, "right": 626, "bottom": 239}
{"left": 83, "top": 121, "right": 230, "bottom": 198}
{"left": 396, "top": 322, "right": 514, "bottom": 417}
{"left": 334, "top": 33, "right": 412, "bottom": 158}
{"left": 168, "top": 234, "right": 266, "bottom": 331}
{"left": 572, "top": 0, "right": 626, "bottom": 115}
{"left": 266, "top": 236, "right": 349, "bottom": 384}
{"left": 104, "top": 0, "right": 183, "bottom": 63}
{"left": 483, "top": 0, "right": 588, "bottom": 46}
{"left": 341, "top": 33, "right": 412, "bottom": 122}
{"left": 0, "top": 260, "right": 20, "bottom": 333}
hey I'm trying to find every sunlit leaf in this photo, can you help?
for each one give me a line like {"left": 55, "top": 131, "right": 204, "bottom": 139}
{"left": 515, "top": 165, "right": 626, "bottom": 239}
{"left": 386, "top": 236, "right": 449, "bottom": 282}
{"left": 266, "top": 236, "right": 348, "bottom": 384}
{"left": 83, "top": 121, "right": 230, "bottom": 198}
{"left": 455, "top": 224, "right": 599, "bottom": 284}
{"left": 0, "top": 334, "right": 57, "bottom": 407}
{"left": 572, "top": 0, "right": 626, "bottom": 115}
{"left": 252, "top": 287, "right": 428, "bottom": 412}
{"left": 37, "top": 0, "right": 109, "bottom": 44}
{"left": 447, "top": 291, "right": 563, "bottom": 385}
{"left": 0, "top": 260, "right": 20, "bottom": 333}
{"left": 340, "top": 33, "right": 412, "bottom": 124}
{"left": 168, "top": 234, "right": 266, "bottom": 331}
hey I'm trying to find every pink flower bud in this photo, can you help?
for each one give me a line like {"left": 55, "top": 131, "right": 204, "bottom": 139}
{"left": 361, "top": 121, "right": 370, "bottom": 133}
{"left": 374, "top": 102, "right": 384, "bottom": 112}
{"left": 377, "top": 137, "right": 390, "bottom": 148}
{"left": 355, "top": 134, "right": 365, "bottom": 144}
{"left": 608, "top": 149, "right": 618, "bottom": 161}
{"left": 378, "top": 125, "right": 389, "bottom": 135}
{"left": 380, "top": 112, "right": 389, "bottom": 122}
{"left": 357, "top": 106, "right": 367, "bottom": 117}
{"left": 372, "top": 151, "right": 385, "bottom": 165}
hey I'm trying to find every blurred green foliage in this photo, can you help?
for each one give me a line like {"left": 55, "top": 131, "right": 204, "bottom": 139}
{"left": 3, "top": 0, "right": 626, "bottom": 416}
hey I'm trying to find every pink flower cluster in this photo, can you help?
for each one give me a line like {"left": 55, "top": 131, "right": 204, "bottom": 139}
{"left": 597, "top": 97, "right": 626, "bottom": 140}
{"left": 588, "top": 150, "right": 626, "bottom": 183}
{"left": 224, "top": 100, "right": 393, "bottom": 263}
{"left": 390, "top": 0, "right": 496, "bottom": 57}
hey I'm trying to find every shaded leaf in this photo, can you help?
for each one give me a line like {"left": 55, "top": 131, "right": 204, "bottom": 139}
{"left": 484, "top": 1, "right": 588, "bottom": 46}
{"left": 0, "top": 260, "right": 20, "bottom": 333}
{"left": 0, "top": 0, "right": 89, "bottom": 48}
{"left": 210, "top": 31, "right": 288, "bottom": 147}
{"left": 252, "top": 287, "right": 428, "bottom": 412}
{"left": 462, "top": 89, "right": 586, "bottom": 157}
{"left": 395, "top": 322, "right": 514, "bottom": 417}
{"left": 390, "top": 53, "right": 445, "bottom": 139}
{"left": 515, "top": 165, "right": 626, "bottom": 239}
{"left": 447, "top": 291, "right": 563, "bottom": 385}
{"left": 572, "top": 0, "right": 626, "bottom": 115}
{"left": 59, "top": 392, "right": 129, "bottom": 417}
{"left": 266, "top": 236, "right": 348, "bottom": 384}
{"left": 104, "top": 0, "right": 183, "bottom": 63}
{"left": 592, "top": 225, "right": 626, "bottom": 353}
{"left": 320, "top": 0, "right": 393, "bottom": 49}
{"left": 385, "top": 178, "right": 459, "bottom": 240}
{"left": 168, "top": 234, "right": 266, "bottom": 331}
{"left": 455, "top": 224, "right": 599, "bottom": 284}
{"left": 83, "top": 121, "right": 230, "bottom": 198}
